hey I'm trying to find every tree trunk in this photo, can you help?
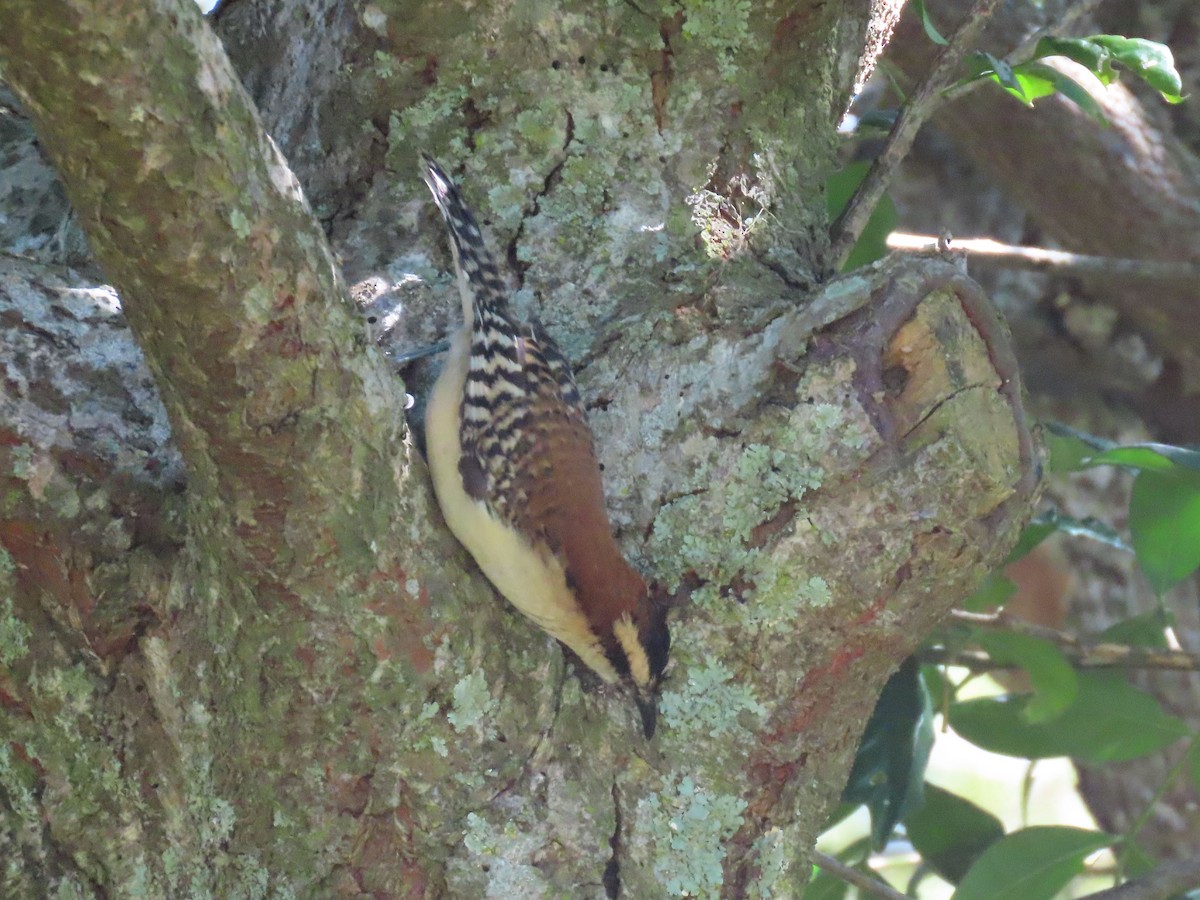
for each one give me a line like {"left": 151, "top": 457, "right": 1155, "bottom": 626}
{"left": 0, "top": 0, "right": 1036, "bottom": 895}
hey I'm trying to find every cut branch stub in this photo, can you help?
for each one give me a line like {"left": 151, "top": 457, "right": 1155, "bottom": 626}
{"left": 733, "top": 260, "right": 1037, "bottom": 886}
{"left": 585, "top": 256, "right": 1040, "bottom": 895}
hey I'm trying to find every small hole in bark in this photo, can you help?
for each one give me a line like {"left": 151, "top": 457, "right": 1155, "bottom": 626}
{"left": 882, "top": 363, "right": 909, "bottom": 395}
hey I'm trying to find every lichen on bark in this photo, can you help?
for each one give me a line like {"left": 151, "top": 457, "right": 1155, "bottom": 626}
{"left": 0, "top": 0, "right": 1038, "bottom": 895}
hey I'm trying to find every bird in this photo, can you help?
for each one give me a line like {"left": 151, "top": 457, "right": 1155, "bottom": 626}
{"left": 420, "top": 155, "right": 670, "bottom": 736}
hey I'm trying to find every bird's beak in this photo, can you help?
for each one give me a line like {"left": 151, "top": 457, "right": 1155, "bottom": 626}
{"left": 634, "top": 690, "right": 659, "bottom": 739}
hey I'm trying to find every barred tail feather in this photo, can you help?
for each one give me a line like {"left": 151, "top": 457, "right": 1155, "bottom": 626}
{"left": 420, "top": 155, "right": 509, "bottom": 321}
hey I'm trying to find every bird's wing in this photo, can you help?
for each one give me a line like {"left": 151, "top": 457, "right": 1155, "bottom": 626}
{"left": 461, "top": 324, "right": 638, "bottom": 631}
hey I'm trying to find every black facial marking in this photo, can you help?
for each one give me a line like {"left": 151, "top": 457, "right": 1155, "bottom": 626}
{"left": 642, "top": 604, "right": 671, "bottom": 682}
{"left": 605, "top": 640, "right": 633, "bottom": 679}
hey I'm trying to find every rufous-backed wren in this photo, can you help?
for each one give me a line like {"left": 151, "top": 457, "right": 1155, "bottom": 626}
{"left": 421, "top": 156, "right": 670, "bottom": 737}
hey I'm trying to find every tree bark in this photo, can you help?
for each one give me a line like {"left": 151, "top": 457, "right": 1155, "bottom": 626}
{"left": 0, "top": 0, "right": 1037, "bottom": 895}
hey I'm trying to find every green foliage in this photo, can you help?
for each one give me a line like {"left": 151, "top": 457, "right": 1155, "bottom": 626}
{"left": 810, "top": 839, "right": 872, "bottom": 900}
{"left": 912, "top": 0, "right": 948, "bottom": 46}
{"left": 904, "top": 783, "right": 1004, "bottom": 884}
{"left": 805, "top": 868, "right": 848, "bottom": 900}
{"left": 958, "top": 34, "right": 1184, "bottom": 124}
{"left": 949, "top": 672, "right": 1188, "bottom": 763}
{"left": 827, "top": 417, "right": 1198, "bottom": 895}
{"left": 971, "top": 632, "right": 1076, "bottom": 724}
{"left": 1082, "top": 442, "right": 1200, "bottom": 477}
{"left": 1026, "top": 428, "right": 1200, "bottom": 593}
{"left": 826, "top": 162, "right": 897, "bottom": 271}
{"left": 952, "top": 826, "right": 1113, "bottom": 900}
{"left": 1100, "top": 610, "right": 1172, "bottom": 648}
{"left": 1080, "top": 441, "right": 1200, "bottom": 593}
{"left": 964, "top": 52, "right": 1108, "bottom": 123}
{"left": 1005, "top": 508, "right": 1130, "bottom": 564}
{"left": 1043, "top": 426, "right": 1097, "bottom": 473}
{"left": 1035, "top": 36, "right": 1184, "bottom": 102}
{"left": 1129, "top": 470, "right": 1200, "bottom": 594}
{"left": 841, "top": 658, "right": 933, "bottom": 847}
{"left": 847, "top": 422, "right": 1200, "bottom": 898}
{"left": 961, "top": 573, "right": 1016, "bottom": 611}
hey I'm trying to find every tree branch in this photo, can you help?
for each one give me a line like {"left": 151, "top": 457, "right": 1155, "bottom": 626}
{"left": 948, "top": 610, "right": 1200, "bottom": 672}
{"left": 829, "top": 0, "right": 1003, "bottom": 269}
{"left": 938, "top": 0, "right": 1108, "bottom": 106}
{"left": 812, "top": 851, "right": 911, "bottom": 900}
{"left": 1081, "top": 845, "right": 1200, "bottom": 899}
{"left": 888, "top": 233, "right": 1200, "bottom": 283}
{"left": 0, "top": 0, "right": 411, "bottom": 584}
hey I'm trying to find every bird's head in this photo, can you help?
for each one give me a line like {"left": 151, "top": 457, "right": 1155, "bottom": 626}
{"left": 611, "top": 601, "right": 671, "bottom": 738}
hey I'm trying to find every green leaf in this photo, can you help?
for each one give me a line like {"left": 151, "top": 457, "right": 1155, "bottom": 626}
{"left": 805, "top": 867, "right": 849, "bottom": 900}
{"left": 825, "top": 162, "right": 898, "bottom": 271}
{"left": 961, "top": 53, "right": 1107, "bottom": 120}
{"left": 1015, "top": 62, "right": 1108, "bottom": 124}
{"left": 952, "top": 826, "right": 1113, "bottom": 900}
{"left": 1010, "top": 509, "right": 1131, "bottom": 559}
{"left": 1044, "top": 428, "right": 1097, "bottom": 473}
{"left": 1121, "top": 842, "right": 1158, "bottom": 878}
{"left": 949, "top": 672, "right": 1188, "bottom": 762}
{"left": 1008, "top": 63, "right": 1061, "bottom": 103}
{"left": 1128, "top": 470, "right": 1200, "bottom": 594}
{"left": 1034, "top": 37, "right": 1112, "bottom": 81}
{"left": 1004, "top": 517, "right": 1058, "bottom": 564}
{"left": 985, "top": 54, "right": 1022, "bottom": 97}
{"left": 921, "top": 663, "right": 951, "bottom": 709}
{"left": 972, "top": 51, "right": 1026, "bottom": 98}
{"left": 1090, "top": 35, "right": 1185, "bottom": 102}
{"left": 905, "top": 783, "right": 1004, "bottom": 884}
{"left": 842, "top": 657, "right": 933, "bottom": 848}
{"left": 811, "top": 839, "right": 872, "bottom": 900}
{"left": 973, "top": 631, "right": 1077, "bottom": 724}
{"left": 1083, "top": 443, "right": 1200, "bottom": 481}
{"left": 912, "top": 0, "right": 948, "bottom": 45}
{"left": 1048, "top": 513, "right": 1131, "bottom": 553}
{"left": 963, "top": 573, "right": 1016, "bottom": 612}
{"left": 1031, "top": 35, "right": 1184, "bottom": 103}
{"left": 1043, "top": 421, "right": 1114, "bottom": 453}
{"left": 966, "top": 34, "right": 1184, "bottom": 122}
{"left": 1099, "top": 610, "right": 1172, "bottom": 648}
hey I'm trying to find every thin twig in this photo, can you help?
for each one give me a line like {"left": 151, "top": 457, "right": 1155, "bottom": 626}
{"left": 940, "top": 0, "right": 1108, "bottom": 105}
{"left": 947, "top": 610, "right": 1200, "bottom": 672}
{"left": 1116, "top": 734, "right": 1200, "bottom": 876}
{"left": 922, "top": 645, "right": 1200, "bottom": 673}
{"left": 811, "top": 851, "right": 911, "bottom": 900}
{"left": 1082, "top": 854, "right": 1200, "bottom": 900}
{"left": 888, "top": 233, "right": 1200, "bottom": 283}
{"left": 829, "top": 0, "right": 1003, "bottom": 269}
